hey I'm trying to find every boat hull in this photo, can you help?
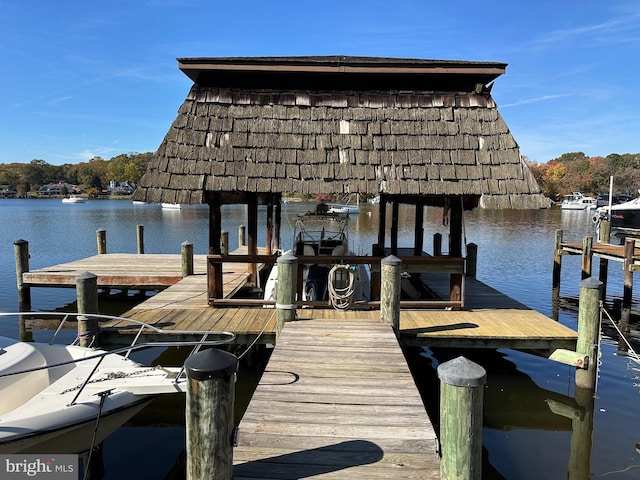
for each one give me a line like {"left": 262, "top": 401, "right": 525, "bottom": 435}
{"left": 0, "top": 398, "right": 152, "bottom": 454}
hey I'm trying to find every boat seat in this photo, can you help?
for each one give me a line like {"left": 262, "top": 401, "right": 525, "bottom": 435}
{"left": 0, "top": 339, "right": 49, "bottom": 415}
{"left": 331, "top": 245, "right": 346, "bottom": 257}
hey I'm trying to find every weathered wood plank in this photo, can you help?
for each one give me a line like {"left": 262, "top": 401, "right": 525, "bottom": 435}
{"left": 233, "top": 318, "right": 439, "bottom": 478}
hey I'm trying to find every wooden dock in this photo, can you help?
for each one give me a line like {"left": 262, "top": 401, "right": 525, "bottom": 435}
{"left": 561, "top": 240, "right": 640, "bottom": 266}
{"left": 22, "top": 253, "right": 209, "bottom": 289}
{"left": 18, "top": 251, "right": 584, "bottom": 479}
{"left": 21, "top": 252, "right": 577, "bottom": 351}
{"left": 233, "top": 316, "right": 440, "bottom": 479}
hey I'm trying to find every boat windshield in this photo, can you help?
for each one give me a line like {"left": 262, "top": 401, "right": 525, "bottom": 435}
{"left": 292, "top": 207, "right": 350, "bottom": 256}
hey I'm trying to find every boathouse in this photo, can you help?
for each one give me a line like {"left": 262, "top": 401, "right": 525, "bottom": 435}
{"left": 133, "top": 55, "right": 550, "bottom": 306}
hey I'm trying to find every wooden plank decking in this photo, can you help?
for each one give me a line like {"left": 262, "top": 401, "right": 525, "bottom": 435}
{"left": 233, "top": 317, "right": 439, "bottom": 479}
{"left": 21, "top": 251, "right": 578, "bottom": 351}
{"left": 561, "top": 241, "right": 640, "bottom": 265}
{"left": 399, "top": 274, "right": 578, "bottom": 349}
{"left": 22, "top": 253, "right": 209, "bottom": 288}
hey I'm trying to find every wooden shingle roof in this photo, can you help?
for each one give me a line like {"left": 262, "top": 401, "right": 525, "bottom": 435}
{"left": 133, "top": 56, "right": 550, "bottom": 209}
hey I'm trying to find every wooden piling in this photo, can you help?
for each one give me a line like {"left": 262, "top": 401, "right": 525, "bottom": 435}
{"left": 438, "top": 356, "right": 486, "bottom": 480}
{"left": 581, "top": 236, "right": 593, "bottom": 279}
{"left": 597, "top": 219, "right": 611, "bottom": 302}
{"left": 185, "top": 348, "right": 238, "bottom": 480}
{"left": 13, "top": 239, "right": 31, "bottom": 311}
{"left": 182, "top": 241, "right": 194, "bottom": 278}
{"left": 575, "top": 277, "right": 602, "bottom": 390}
{"left": 466, "top": 243, "right": 477, "bottom": 278}
{"left": 618, "top": 238, "right": 634, "bottom": 351}
{"left": 434, "top": 233, "right": 442, "bottom": 256}
{"left": 96, "top": 228, "right": 107, "bottom": 254}
{"left": 552, "top": 229, "right": 563, "bottom": 309}
{"left": 221, "top": 231, "right": 229, "bottom": 255}
{"left": 380, "top": 255, "right": 401, "bottom": 330}
{"left": 275, "top": 253, "right": 297, "bottom": 330}
{"left": 76, "top": 271, "right": 99, "bottom": 348}
{"left": 238, "top": 225, "right": 246, "bottom": 248}
{"left": 136, "top": 224, "right": 144, "bottom": 254}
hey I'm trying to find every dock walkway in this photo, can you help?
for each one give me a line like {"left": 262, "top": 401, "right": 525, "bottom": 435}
{"left": 233, "top": 316, "right": 439, "bottom": 479}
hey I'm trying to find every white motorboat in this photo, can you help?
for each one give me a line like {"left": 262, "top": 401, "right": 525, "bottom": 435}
{"left": 0, "top": 312, "right": 234, "bottom": 454}
{"left": 161, "top": 202, "right": 182, "bottom": 209}
{"left": 264, "top": 203, "right": 370, "bottom": 309}
{"left": 560, "top": 192, "right": 596, "bottom": 210}
{"left": 593, "top": 194, "right": 640, "bottom": 230}
{"left": 327, "top": 194, "right": 360, "bottom": 215}
{"left": 61, "top": 196, "right": 86, "bottom": 204}
{"left": 327, "top": 204, "right": 360, "bottom": 215}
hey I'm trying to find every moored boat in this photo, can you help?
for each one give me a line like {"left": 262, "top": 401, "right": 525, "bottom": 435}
{"left": 561, "top": 192, "right": 596, "bottom": 210}
{"left": 593, "top": 194, "right": 640, "bottom": 229}
{"left": 263, "top": 203, "right": 370, "bottom": 308}
{"left": 161, "top": 202, "right": 182, "bottom": 209}
{"left": 61, "top": 195, "right": 86, "bottom": 204}
{"left": 0, "top": 312, "right": 234, "bottom": 454}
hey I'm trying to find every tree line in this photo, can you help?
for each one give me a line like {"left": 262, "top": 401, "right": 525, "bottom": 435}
{"left": 0, "top": 153, "right": 152, "bottom": 196}
{"left": 527, "top": 152, "right": 640, "bottom": 200}
{"left": 3, "top": 150, "right": 638, "bottom": 201}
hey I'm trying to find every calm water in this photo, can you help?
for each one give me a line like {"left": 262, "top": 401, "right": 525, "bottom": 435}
{"left": 1, "top": 199, "right": 639, "bottom": 479}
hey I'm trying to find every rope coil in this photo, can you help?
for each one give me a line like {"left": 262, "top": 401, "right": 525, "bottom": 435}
{"left": 328, "top": 264, "right": 356, "bottom": 310}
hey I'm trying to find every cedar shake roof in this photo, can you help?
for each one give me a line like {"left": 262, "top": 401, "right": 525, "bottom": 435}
{"left": 133, "top": 56, "right": 551, "bottom": 209}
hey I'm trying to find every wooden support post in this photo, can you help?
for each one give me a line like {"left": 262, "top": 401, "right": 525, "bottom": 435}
{"left": 185, "top": 348, "right": 238, "bottom": 480}
{"left": 13, "top": 239, "right": 31, "bottom": 311}
{"left": 552, "top": 229, "right": 563, "bottom": 319}
{"left": 221, "top": 231, "right": 229, "bottom": 255}
{"left": 247, "top": 194, "right": 258, "bottom": 286}
{"left": 377, "top": 193, "right": 387, "bottom": 248}
{"left": 438, "top": 356, "right": 486, "bottom": 480}
{"left": 266, "top": 201, "right": 273, "bottom": 255}
{"left": 575, "top": 277, "right": 602, "bottom": 390}
{"left": 581, "top": 236, "right": 593, "bottom": 279}
{"left": 618, "top": 238, "right": 634, "bottom": 351}
{"left": 449, "top": 196, "right": 463, "bottom": 258}
{"left": 380, "top": 255, "right": 401, "bottom": 330}
{"left": 208, "top": 196, "right": 223, "bottom": 302}
{"left": 276, "top": 253, "right": 297, "bottom": 331}
{"left": 182, "top": 241, "right": 194, "bottom": 278}
{"left": 598, "top": 219, "right": 611, "bottom": 302}
{"left": 96, "top": 228, "right": 107, "bottom": 254}
{"left": 466, "top": 243, "right": 477, "bottom": 278}
{"left": 238, "top": 225, "right": 246, "bottom": 248}
{"left": 414, "top": 201, "right": 424, "bottom": 256}
{"left": 390, "top": 201, "right": 399, "bottom": 255}
{"left": 433, "top": 232, "right": 442, "bottom": 256}
{"left": 274, "top": 199, "right": 282, "bottom": 251}
{"left": 136, "top": 224, "right": 144, "bottom": 254}
{"left": 76, "top": 272, "right": 99, "bottom": 348}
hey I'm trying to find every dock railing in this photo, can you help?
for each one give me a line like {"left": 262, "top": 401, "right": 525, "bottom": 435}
{"left": 206, "top": 253, "right": 465, "bottom": 309}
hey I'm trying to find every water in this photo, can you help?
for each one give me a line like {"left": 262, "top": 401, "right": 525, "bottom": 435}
{"left": 1, "top": 199, "right": 639, "bottom": 479}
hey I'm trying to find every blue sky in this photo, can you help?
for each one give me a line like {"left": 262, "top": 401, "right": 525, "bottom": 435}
{"left": 1, "top": 0, "right": 639, "bottom": 166}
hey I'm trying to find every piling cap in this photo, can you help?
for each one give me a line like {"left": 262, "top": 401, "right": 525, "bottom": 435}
{"left": 185, "top": 348, "right": 238, "bottom": 380}
{"left": 278, "top": 252, "right": 298, "bottom": 264}
{"left": 437, "top": 356, "right": 487, "bottom": 387}
{"left": 381, "top": 255, "right": 402, "bottom": 266}
{"left": 580, "top": 277, "right": 603, "bottom": 290}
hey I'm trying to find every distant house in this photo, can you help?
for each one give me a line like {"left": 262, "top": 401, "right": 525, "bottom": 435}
{"left": 37, "top": 182, "right": 78, "bottom": 196}
{"left": 106, "top": 180, "right": 135, "bottom": 196}
{"left": 0, "top": 185, "right": 17, "bottom": 198}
